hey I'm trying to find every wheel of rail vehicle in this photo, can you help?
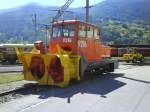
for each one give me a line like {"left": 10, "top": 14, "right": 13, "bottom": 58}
{"left": 139, "top": 57, "right": 144, "bottom": 63}
{"left": 79, "top": 57, "right": 88, "bottom": 80}
{"left": 132, "top": 58, "right": 137, "bottom": 63}
{"left": 7, "top": 58, "right": 16, "bottom": 64}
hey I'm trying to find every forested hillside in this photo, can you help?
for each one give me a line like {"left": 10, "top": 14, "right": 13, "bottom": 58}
{"left": 100, "top": 20, "right": 150, "bottom": 44}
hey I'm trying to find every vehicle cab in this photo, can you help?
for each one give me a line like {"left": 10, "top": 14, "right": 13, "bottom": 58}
{"left": 49, "top": 20, "right": 110, "bottom": 61}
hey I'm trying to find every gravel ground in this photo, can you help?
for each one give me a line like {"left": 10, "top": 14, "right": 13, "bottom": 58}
{"left": 0, "top": 80, "right": 37, "bottom": 104}
{"left": 0, "top": 92, "right": 23, "bottom": 104}
{"left": 0, "top": 80, "right": 36, "bottom": 94}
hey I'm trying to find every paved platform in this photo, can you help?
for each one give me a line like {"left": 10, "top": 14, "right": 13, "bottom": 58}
{"left": 0, "top": 64, "right": 150, "bottom": 112}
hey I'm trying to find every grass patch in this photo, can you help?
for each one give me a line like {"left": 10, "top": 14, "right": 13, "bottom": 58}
{"left": 0, "top": 73, "right": 23, "bottom": 84}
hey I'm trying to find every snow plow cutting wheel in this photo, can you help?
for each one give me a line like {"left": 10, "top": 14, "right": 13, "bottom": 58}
{"left": 16, "top": 20, "right": 118, "bottom": 87}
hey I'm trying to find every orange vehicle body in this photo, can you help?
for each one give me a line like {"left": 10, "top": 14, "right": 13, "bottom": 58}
{"left": 49, "top": 20, "right": 111, "bottom": 61}
{"left": 16, "top": 20, "right": 117, "bottom": 87}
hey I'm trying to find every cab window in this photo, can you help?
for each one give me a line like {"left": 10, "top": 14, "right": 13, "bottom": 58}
{"left": 53, "top": 26, "right": 61, "bottom": 37}
{"left": 79, "top": 24, "right": 94, "bottom": 38}
{"left": 87, "top": 26, "right": 94, "bottom": 38}
{"left": 52, "top": 24, "right": 75, "bottom": 38}
{"left": 94, "top": 28, "right": 99, "bottom": 39}
{"left": 79, "top": 25, "right": 86, "bottom": 37}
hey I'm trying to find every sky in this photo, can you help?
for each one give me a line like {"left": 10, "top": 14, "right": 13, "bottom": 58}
{"left": 0, "top": 0, "right": 105, "bottom": 9}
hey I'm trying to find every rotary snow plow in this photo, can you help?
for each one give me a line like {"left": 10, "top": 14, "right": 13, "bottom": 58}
{"left": 16, "top": 20, "right": 118, "bottom": 87}
{"left": 16, "top": 42, "right": 80, "bottom": 87}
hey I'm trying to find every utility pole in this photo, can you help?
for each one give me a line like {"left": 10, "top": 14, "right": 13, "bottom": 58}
{"left": 44, "top": 25, "right": 50, "bottom": 49}
{"left": 85, "top": 0, "right": 92, "bottom": 23}
{"left": 32, "top": 13, "right": 37, "bottom": 41}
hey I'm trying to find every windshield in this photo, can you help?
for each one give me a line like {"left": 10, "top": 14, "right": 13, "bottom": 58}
{"left": 52, "top": 24, "right": 75, "bottom": 38}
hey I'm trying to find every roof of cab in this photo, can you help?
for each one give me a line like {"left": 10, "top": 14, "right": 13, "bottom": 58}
{"left": 53, "top": 20, "right": 99, "bottom": 28}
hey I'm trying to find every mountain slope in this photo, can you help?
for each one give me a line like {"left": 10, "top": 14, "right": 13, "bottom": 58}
{"left": 91, "top": 0, "right": 150, "bottom": 21}
{"left": 0, "top": 3, "right": 59, "bottom": 43}
{"left": 0, "top": 0, "right": 150, "bottom": 44}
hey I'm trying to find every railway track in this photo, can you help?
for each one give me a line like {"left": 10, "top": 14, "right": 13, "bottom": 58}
{"left": 0, "top": 84, "right": 37, "bottom": 97}
{"left": 0, "top": 83, "right": 39, "bottom": 104}
{"left": 0, "top": 72, "right": 105, "bottom": 104}
{"left": 0, "top": 64, "right": 23, "bottom": 73}
{"left": 0, "top": 71, "right": 23, "bottom": 74}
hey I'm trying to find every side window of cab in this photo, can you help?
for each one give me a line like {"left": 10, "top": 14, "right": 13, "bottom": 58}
{"left": 94, "top": 28, "right": 100, "bottom": 39}
{"left": 87, "top": 26, "right": 94, "bottom": 38}
{"left": 79, "top": 24, "right": 86, "bottom": 38}
{"left": 79, "top": 24, "right": 94, "bottom": 38}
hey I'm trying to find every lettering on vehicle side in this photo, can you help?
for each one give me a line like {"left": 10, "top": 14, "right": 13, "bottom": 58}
{"left": 78, "top": 40, "right": 87, "bottom": 48}
{"left": 62, "top": 38, "right": 72, "bottom": 43}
